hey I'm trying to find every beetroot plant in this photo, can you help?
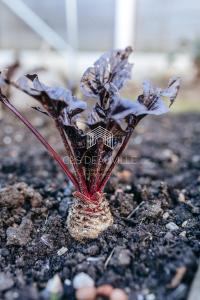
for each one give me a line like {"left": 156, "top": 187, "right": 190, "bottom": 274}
{"left": 0, "top": 47, "right": 180, "bottom": 240}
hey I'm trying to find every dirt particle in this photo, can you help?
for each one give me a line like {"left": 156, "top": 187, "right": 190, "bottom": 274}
{"left": 6, "top": 217, "right": 33, "bottom": 246}
{"left": 118, "top": 249, "right": 131, "bottom": 266}
{"left": 0, "top": 184, "right": 24, "bottom": 208}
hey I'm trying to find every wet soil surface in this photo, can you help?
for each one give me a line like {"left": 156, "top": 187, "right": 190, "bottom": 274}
{"left": 0, "top": 112, "right": 199, "bottom": 300}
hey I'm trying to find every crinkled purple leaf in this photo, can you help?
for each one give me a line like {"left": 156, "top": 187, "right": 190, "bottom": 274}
{"left": 80, "top": 46, "right": 133, "bottom": 103}
{"left": 111, "top": 77, "right": 180, "bottom": 120}
{"left": 161, "top": 76, "right": 181, "bottom": 106}
{"left": 16, "top": 74, "right": 86, "bottom": 123}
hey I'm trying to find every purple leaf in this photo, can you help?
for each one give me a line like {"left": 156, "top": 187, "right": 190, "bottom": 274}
{"left": 16, "top": 74, "right": 87, "bottom": 123}
{"left": 111, "top": 77, "right": 180, "bottom": 120}
{"left": 80, "top": 47, "right": 133, "bottom": 103}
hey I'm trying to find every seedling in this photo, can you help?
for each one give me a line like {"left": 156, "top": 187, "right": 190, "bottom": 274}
{"left": 0, "top": 47, "right": 180, "bottom": 240}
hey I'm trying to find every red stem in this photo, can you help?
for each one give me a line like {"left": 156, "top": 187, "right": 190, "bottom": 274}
{"left": 90, "top": 140, "right": 104, "bottom": 194}
{"left": 8, "top": 78, "right": 89, "bottom": 196}
{"left": 1, "top": 98, "right": 80, "bottom": 191}
{"left": 55, "top": 123, "right": 89, "bottom": 196}
{"left": 98, "top": 128, "right": 133, "bottom": 192}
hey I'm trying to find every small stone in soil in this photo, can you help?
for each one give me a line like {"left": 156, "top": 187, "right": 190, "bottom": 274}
{"left": 64, "top": 279, "right": 72, "bottom": 286}
{"left": 118, "top": 249, "right": 131, "bottom": 266}
{"left": 40, "top": 234, "right": 54, "bottom": 248}
{"left": 182, "top": 220, "right": 188, "bottom": 227}
{"left": 166, "top": 222, "right": 179, "bottom": 231}
{"left": 0, "top": 272, "right": 14, "bottom": 292}
{"left": 178, "top": 192, "right": 186, "bottom": 203}
{"left": 164, "top": 232, "right": 174, "bottom": 240}
{"left": 85, "top": 245, "right": 99, "bottom": 256}
{"left": 6, "top": 218, "right": 33, "bottom": 246}
{"left": 58, "top": 197, "right": 71, "bottom": 216}
{"left": 73, "top": 273, "right": 94, "bottom": 289}
{"left": 76, "top": 287, "right": 96, "bottom": 300}
{"left": 57, "top": 247, "right": 68, "bottom": 256}
{"left": 96, "top": 284, "right": 114, "bottom": 297}
{"left": 117, "top": 170, "right": 132, "bottom": 183}
{"left": 42, "top": 274, "right": 63, "bottom": 298}
{"left": 110, "top": 288, "right": 128, "bottom": 300}
{"left": 163, "top": 212, "right": 170, "bottom": 219}
{"left": 146, "top": 293, "right": 156, "bottom": 300}
{"left": 179, "top": 231, "right": 187, "bottom": 237}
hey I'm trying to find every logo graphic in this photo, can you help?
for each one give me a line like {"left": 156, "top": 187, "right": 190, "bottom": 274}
{"left": 86, "top": 126, "right": 114, "bottom": 149}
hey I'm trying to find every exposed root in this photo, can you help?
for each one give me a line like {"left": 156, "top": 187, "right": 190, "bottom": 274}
{"left": 67, "top": 192, "right": 113, "bottom": 240}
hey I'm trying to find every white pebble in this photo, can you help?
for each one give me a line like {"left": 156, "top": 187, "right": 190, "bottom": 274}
{"left": 162, "top": 212, "right": 169, "bottom": 220}
{"left": 45, "top": 274, "right": 63, "bottom": 296}
{"left": 166, "top": 222, "right": 179, "bottom": 231}
{"left": 73, "top": 273, "right": 94, "bottom": 289}
{"left": 146, "top": 293, "right": 156, "bottom": 300}
{"left": 110, "top": 289, "right": 128, "bottom": 300}
{"left": 182, "top": 220, "right": 188, "bottom": 227}
{"left": 64, "top": 279, "right": 72, "bottom": 286}
{"left": 57, "top": 247, "right": 68, "bottom": 256}
{"left": 179, "top": 231, "right": 187, "bottom": 237}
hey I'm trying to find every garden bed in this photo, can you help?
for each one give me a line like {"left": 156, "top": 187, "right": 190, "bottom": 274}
{"left": 0, "top": 112, "right": 199, "bottom": 300}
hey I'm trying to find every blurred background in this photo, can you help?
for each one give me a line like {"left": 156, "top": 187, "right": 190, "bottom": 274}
{"left": 0, "top": 0, "right": 200, "bottom": 112}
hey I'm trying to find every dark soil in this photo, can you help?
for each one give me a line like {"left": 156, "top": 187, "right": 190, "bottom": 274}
{"left": 0, "top": 112, "right": 199, "bottom": 300}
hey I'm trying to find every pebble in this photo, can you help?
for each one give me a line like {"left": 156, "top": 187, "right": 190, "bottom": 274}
{"left": 182, "top": 220, "right": 188, "bottom": 228}
{"left": 117, "top": 170, "right": 132, "bottom": 183}
{"left": 0, "top": 248, "right": 9, "bottom": 257}
{"left": 146, "top": 294, "right": 156, "bottom": 300}
{"left": 73, "top": 273, "right": 94, "bottom": 289}
{"left": 162, "top": 212, "right": 169, "bottom": 220}
{"left": 63, "top": 186, "right": 72, "bottom": 196}
{"left": 58, "top": 197, "right": 70, "bottom": 216}
{"left": 118, "top": 249, "right": 131, "bottom": 266}
{"left": 179, "top": 231, "right": 187, "bottom": 238}
{"left": 110, "top": 288, "right": 128, "bottom": 300}
{"left": 164, "top": 232, "right": 174, "bottom": 240}
{"left": 166, "top": 222, "right": 179, "bottom": 231}
{"left": 178, "top": 192, "right": 186, "bottom": 203}
{"left": 191, "top": 206, "right": 200, "bottom": 215}
{"left": 147, "top": 202, "right": 163, "bottom": 218}
{"left": 41, "top": 234, "right": 54, "bottom": 248}
{"left": 57, "top": 247, "right": 68, "bottom": 256}
{"left": 76, "top": 287, "right": 96, "bottom": 300}
{"left": 4, "top": 291, "right": 19, "bottom": 300}
{"left": 125, "top": 185, "right": 132, "bottom": 191}
{"left": 45, "top": 274, "right": 63, "bottom": 297}
{"left": 85, "top": 245, "right": 99, "bottom": 256}
{"left": 64, "top": 279, "right": 72, "bottom": 286}
{"left": 0, "top": 272, "right": 14, "bottom": 292}
{"left": 96, "top": 284, "right": 113, "bottom": 297}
